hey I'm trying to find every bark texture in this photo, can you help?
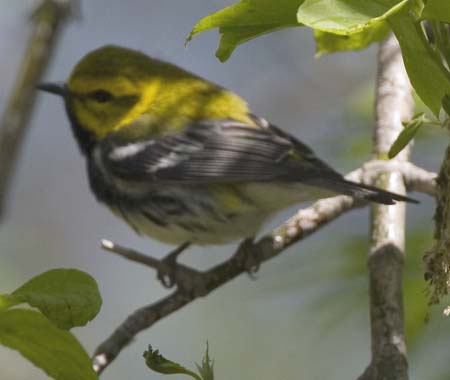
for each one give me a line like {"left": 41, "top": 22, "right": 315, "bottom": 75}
{"left": 359, "top": 34, "right": 413, "bottom": 380}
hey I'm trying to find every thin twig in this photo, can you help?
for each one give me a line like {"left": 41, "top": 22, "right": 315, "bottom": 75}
{"left": 101, "top": 239, "right": 202, "bottom": 289}
{"left": 0, "top": 0, "right": 74, "bottom": 219}
{"left": 399, "top": 162, "right": 436, "bottom": 196}
{"left": 362, "top": 161, "right": 436, "bottom": 197}
{"left": 358, "top": 34, "right": 413, "bottom": 380}
{"left": 101, "top": 239, "right": 170, "bottom": 271}
{"left": 92, "top": 161, "right": 435, "bottom": 374}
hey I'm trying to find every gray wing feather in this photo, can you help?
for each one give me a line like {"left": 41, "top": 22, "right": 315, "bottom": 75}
{"left": 103, "top": 119, "right": 339, "bottom": 184}
{"left": 100, "top": 118, "right": 418, "bottom": 204}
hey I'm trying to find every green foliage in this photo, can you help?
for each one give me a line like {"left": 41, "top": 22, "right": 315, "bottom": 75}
{"left": 388, "top": 112, "right": 441, "bottom": 158}
{"left": 297, "top": 0, "right": 406, "bottom": 55}
{"left": 195, "top": 343, "right": 214, "bottom": 380}
{"left": 0, "top": 269, "right": 101, "bottom": 379}
{"left": 389, "top": 7, "right": 450, "bottom": 116}
{"left": 442, "top": 94, "right": 450, "bottom": 117}
{"left": 0, "top": 309, "right": 97, "bottom": 380}
{"left": 314, "top": 24, "right": 389, "bottom": 56}
{"left": 296, "top": 0, "right": 409, "bottom": 34}
{"left": 296, "top": 0, "right": 450, "bottom": 117}
{"left": 0, "top": 269, "right": 102, "bottom": 329}
{"left": 144, "top": 343, "right": 214, "bottom": 380}
{"left": 187, "top": 0, "right": 303, "bottom": 62}
{"left": 422, "top": 0, "right": 450, "bottom": 22}
{"left": 190, "top": 0, "right": 450, "bottom": 157}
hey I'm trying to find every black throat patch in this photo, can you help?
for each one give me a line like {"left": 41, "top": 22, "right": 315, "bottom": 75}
{"left": 64, "top": 100, "right": 97, "bottom": 156}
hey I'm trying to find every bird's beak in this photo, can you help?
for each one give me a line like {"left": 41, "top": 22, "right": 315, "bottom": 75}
{"left": 36, "top": 82, "right": 68, "bottom": 97}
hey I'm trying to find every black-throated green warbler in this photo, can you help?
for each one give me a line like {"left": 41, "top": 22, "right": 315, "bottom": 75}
{"left": 38, "top": 45, "right": 416, "bottom": 248}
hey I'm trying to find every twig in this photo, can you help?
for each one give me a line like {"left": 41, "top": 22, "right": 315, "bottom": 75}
{"left": 92, "top": 161, "right": 436, "bottom": 374}
{"left": 101, "top": 239, "right": 202, "bottom": 289}
{"left": 358, "top": 34, "right": 413, "bottom": 380}
{"left": 362, "top": 161, "right": 436, "bottom": 197}
{"left": 101, "top": 239, "right": 172, "bottom": 271}
{"left": 0, "top": 0, "right": 74, "bottom": 219}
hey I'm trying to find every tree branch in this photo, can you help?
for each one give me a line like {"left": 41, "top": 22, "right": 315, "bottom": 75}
{"left": 362, "top": 161, "right": 436, "bottom": 197}
{"left": 0, "top": 0, "right": 74, "bottom": 220}
{"left": 424, "top": 142, "right": 450, "bottom": 306}
{"left": 92, "top": 161, "right": 435, "bottom": 374}
{"left": 358, "top": 34, "right": 414, "bottom": 380}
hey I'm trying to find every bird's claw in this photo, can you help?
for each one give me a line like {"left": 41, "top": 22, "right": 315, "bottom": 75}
{"left": 156, "top": 242, "right": 191, "bottom": 288}
{"left": 236, "top": 238, "right": 261, "bottom": 279}
{"left": 156, "top": 262, "right": 177, "bottom": 288}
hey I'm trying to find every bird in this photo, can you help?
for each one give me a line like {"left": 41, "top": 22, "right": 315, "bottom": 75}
{"left": 37, "top": 45, "right": 416, "bottom": 277}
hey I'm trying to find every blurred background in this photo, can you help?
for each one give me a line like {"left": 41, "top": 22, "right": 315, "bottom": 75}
{"left": 0, "top": 1, "right": 448, "bottom": 379}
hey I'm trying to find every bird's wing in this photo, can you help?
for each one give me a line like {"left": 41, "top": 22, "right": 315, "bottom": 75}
{"left": 102, "top": 118, "right": 342, "bottom": 184}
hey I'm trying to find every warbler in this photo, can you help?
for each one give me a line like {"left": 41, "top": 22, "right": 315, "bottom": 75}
{"left": 38, "top": 45, "right": 416, "bottom": 250}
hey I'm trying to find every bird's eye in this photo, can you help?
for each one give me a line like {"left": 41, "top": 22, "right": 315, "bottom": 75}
{"left": 90, "top": 89, "right": 113, "bottom": 103}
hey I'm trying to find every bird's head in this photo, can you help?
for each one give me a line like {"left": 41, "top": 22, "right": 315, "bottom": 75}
{"left": 38, "top": 45, "right": 254, "bottom": 152}
{"left": 37, "top": 45, "right": 178, "bottom": 139}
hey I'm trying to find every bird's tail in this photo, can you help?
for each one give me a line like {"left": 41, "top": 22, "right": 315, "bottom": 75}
{"left": 329, "top": 178, "right": 418, "bottom": 205}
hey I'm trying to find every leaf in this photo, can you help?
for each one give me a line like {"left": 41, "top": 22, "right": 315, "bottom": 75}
{"left": 143, "top": 345, "right": 202, "bottom": 380}
{"left": 314, "top": 22, "right": 389, "bottom": 56}
{"left": 422, "top": 0, "right": 450, "bottom": 23}
{"left": 388, "top": 113, "right": 428, "bottom": 158}
{"left": 297, "top": 0, "right": 409, "bottom": 35}
{"left": 0, "top": 269, "right": 102, "bottom": 330}
{"left": 442, "top": 94, "right": 450, "bottom": 117}
{"left": 187, "top": 0, "right": 303, "bottom": 61}
{"left": 195, "top": 343, "right": 215, "bottom": 380}
{"left": 299, "top": 0, "right": 450, "bottom": 111}
{"left": 389, "top": 6, "right": 450, "bottom": 116}
{"left": 0, "top": 309, "right": 97, "bottom": 380}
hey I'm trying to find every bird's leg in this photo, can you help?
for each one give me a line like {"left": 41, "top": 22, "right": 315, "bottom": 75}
{"left": 234, "top": 237, "right": 261, "bottom": 278}
{"left": 157, "top": 241, "right": 191, "bottom": 288}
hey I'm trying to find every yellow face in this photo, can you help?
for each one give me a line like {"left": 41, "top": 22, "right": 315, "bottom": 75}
{"left": 67, "top": 74, "right": 153, "bottom": 138}
{"left": 65, "top": 45, "right": 164, "bottom": 139}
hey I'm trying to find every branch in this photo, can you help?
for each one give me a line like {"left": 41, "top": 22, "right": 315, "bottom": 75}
{"left": 92, "top": 161, "right": 435, "bottom": 374}
{"left": 358, "top": 34, "right": 414, "bottom": 380}
{"left": 424, "top": 142, "right": 450, "bottom": 306}
{"left": 0, "top": 0, "right": 74, "bottom": 220}
{"left": 362, "top": 161, "right": 436, "bottom": 197}
{"left": 93, "top": 175, "right": 362, "bottom": 374}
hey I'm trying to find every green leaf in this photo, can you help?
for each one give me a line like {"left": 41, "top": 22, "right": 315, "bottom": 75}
{"left": 0, "top": 269, "right": 102, "bottom": 330}
{"left": 143, "top": 345, "right": 202, "bottom": 380}
{"left": 0, "top": 309, "right": 97, "bottom": 380}
{"left": 297, "top": 0, "right": 409, "bottom": 35}
{"left": 442, "top": 94, "right": 450, "bottom": 117}
{"left": 187, "top": 0, "right": 303, "bottom": 61}
{"left": 195, "top": 343, "right": 215, "bottom": 380}
{"left": 422, "top": 0, "right": 450, "bottom": 23}
{"left": 314, "top": 22, "right": 389, "bottom": 56}
{"left": 0, "top": 294, "right": 18, "bottom": 309}
{"left": 388, "top": 113, "right": 428, "bottom": 158}
{"left": 389, "top": 6, "right": 450, "bottom": 116}
{"left": 411, "top": 0, "right": 426, "bottom": 18}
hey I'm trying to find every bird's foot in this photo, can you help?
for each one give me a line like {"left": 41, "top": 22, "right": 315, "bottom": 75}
{"left": 235, "top": 238, "right": 261, "bottom": 279}
{"left": 157, "top": 242, "right": 191, "bottom": 288}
